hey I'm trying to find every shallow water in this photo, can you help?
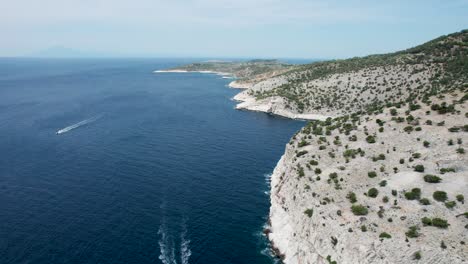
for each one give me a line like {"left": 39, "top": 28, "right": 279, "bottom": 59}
{"left": 0, "top": 58, "right": 304, "bottom": 264}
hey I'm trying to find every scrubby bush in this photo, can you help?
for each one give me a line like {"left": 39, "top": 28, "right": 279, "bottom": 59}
{"left": 406, "top": 226, "right": 420, "bottom": 238}
{"left": 456, "top": 194, "right": 464, "bottom": 202}
{"left": 413, "top": 251, "right": 422, "bottom": 260}
{"left": 351, "top": 204, "right": 368, "bottom": 215}
{"left": 296, "top": 150, "right": 308, "bottom": 157}
{"left": 304, "top": 208, "right": 314, "bottom": 217}
{"left": 298, "top": 139, "right": 309, "bottom": 147}
{"left": 405, "top": 188, "right": 421, "bottom": 200}
{"left": 423, "top": 174, "right": 442, "bottom": 183}
{"left": 366, "top": 135, "right": 376, "bottom": 143}
{"left": 347, "top": 192, "right": 357, "bottom": 203}
{"left": 368, "top": 171, "right": 377, "bottom": 178}
{"left": 379, "top": 232, "right": 391, "bottom": 239}
{"left": 404, "top": 126, "right": 414, "bottom": 133}
{"left": 422, "top": 217, "right": 432, "bottom": 226}
{"left": 368, "top": 188, "right": 379, "bottom": 198}
{"left": 445, "top": 201, "right": 456, "bottom": 209}
{"left": 440, "top": 167, "right": 456, "bottom": 174}
{"left": 432, "top": 218, "right": 449, "bottom": 228}
{"left": 414, "top": 164, "right": 425, "bottom": 172}
{"left": 419, "top": 198, "right": 431, "bottom": 205}
{"left": 433, "top": 191, "right": 448, "bottom": 202}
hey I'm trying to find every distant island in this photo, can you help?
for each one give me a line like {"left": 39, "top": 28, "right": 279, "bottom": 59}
{"left": 157, "top": 30, "right": 468, "bottom": 263}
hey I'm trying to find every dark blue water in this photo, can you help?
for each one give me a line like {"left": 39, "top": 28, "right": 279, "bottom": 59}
{"left": 0, "top": 58, "right": 303, "bottom": 264}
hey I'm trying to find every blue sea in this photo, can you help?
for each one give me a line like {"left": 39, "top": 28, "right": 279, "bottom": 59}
{"left": 0, "top": 58, "right": 304, "bottom": 264}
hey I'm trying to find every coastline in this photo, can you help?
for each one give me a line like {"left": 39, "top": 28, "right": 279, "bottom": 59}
{"left": 155, "top": 68, "right": 335, "bottom": 263}
{"left": 233, "top": 90, "right": 332, "bottom": 121}
{"left": 154, "top": 69, "right": 234, "bottom": 77}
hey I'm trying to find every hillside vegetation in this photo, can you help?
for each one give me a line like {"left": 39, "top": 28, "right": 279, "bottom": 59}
{"left": 168, "top": 59, "right": 294, "bottom": 78}
{"left": 248, "top": 30, "right": 468, "bottom": 115}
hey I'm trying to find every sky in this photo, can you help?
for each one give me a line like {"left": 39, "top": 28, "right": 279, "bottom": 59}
{"left": 1, "top": 0, "right": 467, "bottom": 59}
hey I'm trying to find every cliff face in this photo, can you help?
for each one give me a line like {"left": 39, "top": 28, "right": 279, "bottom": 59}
{"left": 267, "top": 92, "right": 468, "bottom": 263}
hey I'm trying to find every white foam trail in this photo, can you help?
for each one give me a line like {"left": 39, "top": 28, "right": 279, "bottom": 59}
{"left": 158, "top": 225, "right": 177, "bottom": 264}
{"left": 180, "top": 224, "right": 191, "bottom": 264}
{"left": 56, "top": 115, "right": 102, "bottom": 135}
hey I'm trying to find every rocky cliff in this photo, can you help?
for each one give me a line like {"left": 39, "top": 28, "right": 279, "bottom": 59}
{"left": 267, "top": 92, "right": 467, "bottom": 263}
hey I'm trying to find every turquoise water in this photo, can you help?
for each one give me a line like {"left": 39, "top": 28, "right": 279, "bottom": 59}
{"left": 0, "top": 58, "right": 304, "bottom": 264}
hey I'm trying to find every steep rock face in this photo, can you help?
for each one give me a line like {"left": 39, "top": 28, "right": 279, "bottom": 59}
{"left": 268, "top": 92, "right": 468, "bottom": 264}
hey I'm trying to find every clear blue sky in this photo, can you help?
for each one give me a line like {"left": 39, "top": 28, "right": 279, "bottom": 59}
{"left": 2, "top": 0, "right": 467, "bottom": 58}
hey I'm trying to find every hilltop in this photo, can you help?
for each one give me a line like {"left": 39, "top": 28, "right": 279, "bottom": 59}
{"left": 234, "top": 30, "right": 468, "bottom": 119}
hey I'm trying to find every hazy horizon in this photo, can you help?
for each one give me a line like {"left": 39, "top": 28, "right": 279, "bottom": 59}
{"left": 2, "top": 0, "right": 467, "bottom": 59}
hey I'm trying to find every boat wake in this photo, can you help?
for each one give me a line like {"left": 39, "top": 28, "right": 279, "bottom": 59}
{"left": 158, "top": 213, "right": 191, "bottom": 264}
{"left": 180, "top": 222, "right": 191, "bottom": 264}
{"left": 56, "top": 115, "right": 102, "bottom": 135}
{"left": 158, "top": 224, "right": 176, "bottom": 264}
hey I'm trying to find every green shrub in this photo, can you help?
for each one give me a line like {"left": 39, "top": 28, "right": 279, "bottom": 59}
{"left": 347, "top": 192, "right": 357, "bottom": 203}
{"left": 432, "top": 218, "right": 449, "bottom": 228}
{"left": 423, "top": 141, "right": 430, "bottom": 147}
{"left": 433, "top": 191, "right": 448, "bottom": 202}
{"left": 414, "top": 164, "right": 425, "bottom": 172}
{"left": 368, "top": 171, "right": 377, "bottom": 178}
{"left": 404, "top": 126, "right": 413, "bottom": 133}
{"left": 382, "top": 196, "right": 389, "bottom": 203}
{"left": 423, "top": 174, "right": 442, "bottom": 183}
{"left": 379, "top": 180, "right": 387, "bottom": 187}
{"left": 366, "top": 135, "right": 376, "bottom": 143}
{"left": 304, "top": 208, "right": 314, "bottom": 217}
{"left": 456, "top": 148, "right": 465, "bottom": 154}
{"left": 419, "top": 198, "right": 431, "bottom": 205}
{"left": 351, "top": 204, "right": 368, "bottom": 215}
{"left": 361, "top": 225, "right": 367, "bottom": 232}
{"left": 456, "top": 194, "right": 464, "bottom": 202}
{"left": 368, "top": 188, "right": 379, "bottom": 198}
{"left": 405, "top": 226, "right": 420, "bottom": 238}
{"left": 372, "top": 154, "right": 386, "bottom": 161}
{"left": 296, "top": 150, "right": 308, "bottom": 157}
{"left": 379, "top": 232, "right": 391, "bottom": 239}
{"left": 405, "top": 188, "right": 421, "bottom": 200}
{"left": 440, "top": 167, "right": 455, "bottom": 174}
{"left": 413, "top": 251, "right": 422, "bottom": 260}
{"left": 309, "top": 160, "right": 319, "bottom": 166}
{"left": 445, "top": 201, "right": 456, "bottom": 209}
{"left": 315, "top": 168, "right": 322, "bottom": 174}
{"left": 422, "top": 217, "right": 432, "bottom": 226}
